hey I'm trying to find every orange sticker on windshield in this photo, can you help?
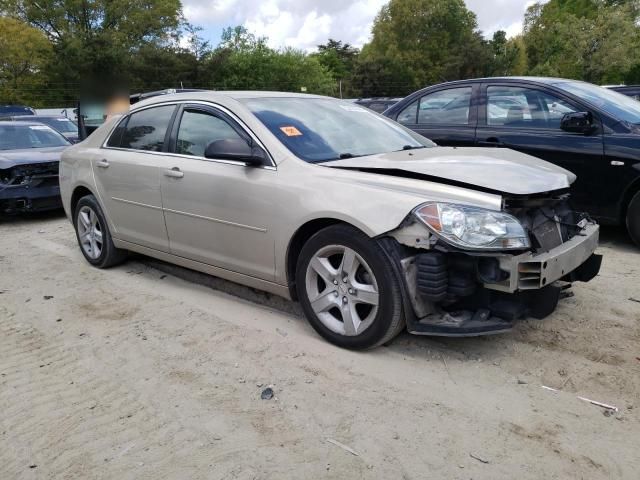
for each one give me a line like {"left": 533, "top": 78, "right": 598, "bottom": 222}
{"left": 280, "top": 126, "right": 302, "bottom": 136}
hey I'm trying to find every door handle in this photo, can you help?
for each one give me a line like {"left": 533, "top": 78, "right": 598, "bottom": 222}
{"left": 164, "top": 167, "right": 184, "bottom": 178}
{"left": 96, "top": 159, "right": 110, "bottom": 168}
{"left": 477, "top": 137, "right": 504, "bottom": 147}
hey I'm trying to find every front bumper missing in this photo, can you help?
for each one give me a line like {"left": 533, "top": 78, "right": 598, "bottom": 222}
{"left": 0, "top": 184, "right": 62, "bottom": 214}
{"left": 487, "top": 223, "right": 600, "bottom": 293}
{"left": 0, "top": 164, "right": 61, "bottom": 214}
{"left": 393, "top": 223, "right": 602, "bottom": 337}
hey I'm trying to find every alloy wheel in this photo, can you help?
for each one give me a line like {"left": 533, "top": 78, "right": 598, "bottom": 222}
{"left": 77, "top": 205, "right": 103, "bottom": 259}
{"left": 305, "top": 245, "right": 379, "bottom": 336}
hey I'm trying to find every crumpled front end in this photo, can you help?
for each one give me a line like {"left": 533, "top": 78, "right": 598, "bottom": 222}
{"left": 0, "top": 161, "right": 61, "bottom": 214}
{"left": 385, "top": 193, "right": 602, "bottom": 336}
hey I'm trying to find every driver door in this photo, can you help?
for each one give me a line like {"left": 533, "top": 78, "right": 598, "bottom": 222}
{"left": 160, "top": 104, "right": 277, "bottom": 280}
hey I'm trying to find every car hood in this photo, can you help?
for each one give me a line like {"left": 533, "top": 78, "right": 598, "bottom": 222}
{"left": 0, "top": 146, "right": 67, "bottom": 169}
{"left": 61, "top": 132, "right": 79, "bottom": 142}
{"left": 323, "top": 147, "right": 576, "bottom": 195}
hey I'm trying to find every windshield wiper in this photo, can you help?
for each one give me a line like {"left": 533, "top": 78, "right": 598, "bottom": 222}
{"left": 337, "top": 152, "right": 363, "bottom": 159}
{"left": 400, "top": 145, "right": 427, "bottom": 151}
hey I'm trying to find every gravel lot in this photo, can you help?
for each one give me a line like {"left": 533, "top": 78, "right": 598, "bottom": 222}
{"left": 1, "top": 211, "right": 639, "bottom": 479}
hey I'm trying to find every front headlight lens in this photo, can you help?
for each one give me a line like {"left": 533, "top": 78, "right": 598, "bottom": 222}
{"left": 415, "top": 203, "right": 530, "bottom": 250}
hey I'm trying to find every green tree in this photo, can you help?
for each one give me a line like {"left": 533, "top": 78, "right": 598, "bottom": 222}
{"left": 524, "top": 0, "right": 640, "bottom": 83}
{"left": 2, "top": 0, "right": 183, "bottom": 102}
{"left": 314, "top": 40, "right": 359, "bottom": 79}
{"left": 0, "top": 17, "right": 52, "bottom": 104}
{"left": 200, "top": 26, "right": 335, "bottom": 94}
{"left": 489, "top": 30, "right": 528, "bottom": 76}
{"left": 357, "top": 0, "right": 490, "bottom": 95}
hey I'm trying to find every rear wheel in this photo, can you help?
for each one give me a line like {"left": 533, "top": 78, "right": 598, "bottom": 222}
{"left": 627, "top": 191, "right": 640, "bottom": 247}
{"left": 295, "top": 224, "right": 404, "bottom": 349}
{"left": 74, "top": 195, "right": 127, "bottom": 268}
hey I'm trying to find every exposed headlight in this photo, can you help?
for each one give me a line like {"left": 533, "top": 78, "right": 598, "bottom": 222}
{"left": 414, "top": 203, "right": 530, "bottom": 250}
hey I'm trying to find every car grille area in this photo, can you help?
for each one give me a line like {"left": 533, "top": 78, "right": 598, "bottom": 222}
{"left": 1, "top": 161, "right": 61, "bottom": 213}
{"left": 505, "top": 195, "right": 589, "bottom": 253}
{"left": 0, "top": 161, "right": 59, "bottom": 189}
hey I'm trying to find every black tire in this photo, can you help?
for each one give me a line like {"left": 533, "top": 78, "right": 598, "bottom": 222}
{"left": 295, "top": 224, "right": 404, "bottom": 349}
{"left": 74, "top": 194, "right": 127, "bottom": 268}
{"left": 627, "top": 190, "right": 640, "bottom": 247}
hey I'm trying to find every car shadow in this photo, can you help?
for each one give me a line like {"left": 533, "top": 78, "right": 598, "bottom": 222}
{"left": 139, "top": 222, "right": 636, "bottom": 359}
{"left": 598, "top": 225, "right": 637, "bottom": 252}
{"left": 0, "top": 208, "right": 67, "bottom": 225}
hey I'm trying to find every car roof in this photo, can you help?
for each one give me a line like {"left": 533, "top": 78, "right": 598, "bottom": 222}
{"left": 2, "top": 115, "right": 69, "bottom": 120}
{"left": 132, "top": 90, "right": 329, "bottom": 110}
{"left": 0, "top": 120, "right": 54, "bottom": 127}
{"left": 424, "top": 77, "right": 580, "bottom": 88}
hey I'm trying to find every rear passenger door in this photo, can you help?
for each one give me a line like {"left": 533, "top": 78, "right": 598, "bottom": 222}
{"left": 477, "top": 84, "right": 605, "bottom": 215}
{"left": 95, "top": 104, "right": 176, "bottom": 252}
{"left": 394, "top": 86, "right": 477, "bottom": 146}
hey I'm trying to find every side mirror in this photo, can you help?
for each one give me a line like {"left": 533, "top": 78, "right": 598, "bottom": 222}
{"left": 204, "top": 138, "right": 267, "bottom": 166}
{"left": 561, "top": 112, "right": 595, "bottom": 134}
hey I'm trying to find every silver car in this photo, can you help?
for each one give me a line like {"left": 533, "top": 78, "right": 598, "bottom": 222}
{"left": 59, "top": 92, "right": 602, "bottom": 349}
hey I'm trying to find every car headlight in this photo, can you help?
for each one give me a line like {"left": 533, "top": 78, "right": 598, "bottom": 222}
{"left": 414, "top": 203, "right": 530, "bottom": 250}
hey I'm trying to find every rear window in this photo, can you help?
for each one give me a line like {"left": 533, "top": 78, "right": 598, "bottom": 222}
{"left": 35, "top": 117, "right": 77, "bottom": 133}
{"left": 109, "top": 105, "right": 175, "bottom": 151}
{"left": 0, "top": 124, "right": 69, "bottom": 150}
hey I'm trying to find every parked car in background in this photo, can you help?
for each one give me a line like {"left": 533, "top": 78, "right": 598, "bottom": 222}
{"left": 0, "top": 105, "right": 36, "bottom": 116}
{"left": 0, "top": 115, "right": 79, "bottom": 143}
{"left": 0, "top": 121, "right": 70, "bottom": 214}
{"left": 604, "top": 85, "right": 640, "bottom": 101}
{"left": 354, "top": 97, "right": 403, "bottom": 113}
{"left": 385, "top": 77, "right": 640, "bottom": 246}
{"left": 60, "top": 91, "right": 601, "bottom": 349}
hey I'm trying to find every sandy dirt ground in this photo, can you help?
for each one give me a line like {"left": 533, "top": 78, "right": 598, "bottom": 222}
{"left": 1, "top": 211, "right": 639, "bottom": 480}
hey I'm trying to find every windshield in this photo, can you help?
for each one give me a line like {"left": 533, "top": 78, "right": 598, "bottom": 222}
{"left": 554, "top": 81, "right": 640, "bottom": 125}
{"left": 36, "top": 117, "right": 77, "bottom": 133}
{"left": 0, "top": 124, "right": 69, "bottom": 150}
{"left": 243, "top": 97, "right": 434, "bottom": 163}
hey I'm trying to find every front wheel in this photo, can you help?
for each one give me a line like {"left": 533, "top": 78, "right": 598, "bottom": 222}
{"left": 74, "top": 194, "right": 127, "bottom": 268}
{"left": 295, "top": 224, "right": 404, "bottom": 349}
{"left": 627, "top": 191, "right": 640, "bottom": 247}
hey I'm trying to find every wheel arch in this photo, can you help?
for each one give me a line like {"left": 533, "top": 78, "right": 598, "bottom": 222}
{"left": 286, "top": 218, "right": 364, "bottom": 300}
{"left": 620, "top": 176, "right": 640, "bottom": 224}
{"left": 70, "top": 185, "right": 96, "bottom": 218}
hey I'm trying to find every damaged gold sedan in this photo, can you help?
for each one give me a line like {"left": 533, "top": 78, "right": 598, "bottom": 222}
{"left": 60, "top": 92, "right": 601, "bottom": 349}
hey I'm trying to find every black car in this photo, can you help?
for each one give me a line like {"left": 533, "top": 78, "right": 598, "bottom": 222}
{"left": 605, "top": 85, "right": 640, "bottom": 101}
{"left": 0, "top": 121, "right": 70, "bottom": 214}
{"left": 353, "top": 97, "right": 403, "bottom": 113}
{"left": 0, "top": 115, "right": 79, "bottom": 143}
{"left": 384, "top": 77, "right": 640, "bottom": 245}
{"left": 0, "top": 105, "right": 36, "bottom": 116}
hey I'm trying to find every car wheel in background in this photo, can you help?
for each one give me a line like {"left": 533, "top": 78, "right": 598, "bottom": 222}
{"left": 627, "top": 191, "right": 640, "bottom": 247}
{"left": 74, "top": 195, "right": 127, "bottom": 268}
{"left": 296, "top": 224, "right": 404, "bottom": 349}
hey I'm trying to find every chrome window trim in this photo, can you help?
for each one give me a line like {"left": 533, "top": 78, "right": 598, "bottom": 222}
{"left": 101, "top": 100, "right": 277, "bottom": 169}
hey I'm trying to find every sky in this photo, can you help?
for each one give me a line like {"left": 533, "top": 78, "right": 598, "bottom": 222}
{"left": 182, "top": 0, "right": 548, "bottom": 51}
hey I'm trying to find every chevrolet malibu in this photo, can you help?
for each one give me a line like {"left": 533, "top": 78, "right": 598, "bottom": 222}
{"left": 59, "top": 92, "right": 602, "bottom": 349}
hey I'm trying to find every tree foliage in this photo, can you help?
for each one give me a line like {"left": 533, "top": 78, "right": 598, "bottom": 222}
{"left": 357, "top": 0, "right": 486, "bottom": 94}
{"left": 0, "top": 17, "right": 52, "bottom": 102}
{"left": 1, "top": 0, "right": 640, "bottom": 105}
{"left": 523, "top": 0, "right": 640, "bottom": 83}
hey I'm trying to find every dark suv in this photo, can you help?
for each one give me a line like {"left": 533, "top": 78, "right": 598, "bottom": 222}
{"left": 385, "top": 77, "right": 640, "bottom": 245}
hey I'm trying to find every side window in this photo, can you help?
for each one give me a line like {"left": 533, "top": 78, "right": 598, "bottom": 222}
{"left": 120, "top": 105, "right": 175, "bottom": 151}
{"left": 106, "top": 117, "right": 127, "bottom": 148}
{"left": 397, "top": 100, "right": 418, "bottom": 125}
{"left": 417, "top": 87, "right": 472, "bottom": 125}
{"left": 176, "top": 109, "right": 244, "bottom": 157}
{"left": 487, "top": 86, "right": 577, "bottom": 129}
